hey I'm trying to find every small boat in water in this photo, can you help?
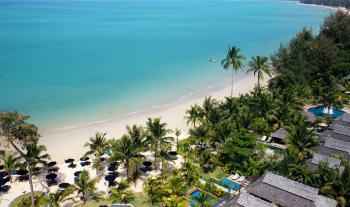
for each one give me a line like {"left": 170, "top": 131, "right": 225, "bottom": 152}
{"left": 209, "top": 59, "right": 217, "bottom": 62}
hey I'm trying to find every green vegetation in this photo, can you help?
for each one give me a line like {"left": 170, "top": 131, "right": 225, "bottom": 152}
{"left": 300, "top": 0, "right": 350, "bottom": 9}
{"left": 1, "top": 10, "right": 350, "bottom": 207}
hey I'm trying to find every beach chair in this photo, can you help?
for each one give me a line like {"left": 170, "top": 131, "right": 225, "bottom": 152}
{"left": 237, "top": 176, "right": 245, "bottom": 182}
{"left": 230, "top": 173, "right": 239, "bottom": 180}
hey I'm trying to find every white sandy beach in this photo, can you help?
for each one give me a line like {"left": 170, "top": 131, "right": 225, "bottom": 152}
{"left": 39, "top": 74, "right": 260, "bottom": 163}
{"left": 2, "top": 75, "right": 261, "bottom": 206}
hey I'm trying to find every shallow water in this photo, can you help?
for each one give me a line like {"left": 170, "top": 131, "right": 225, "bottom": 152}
{"left": 0, "top": 0, "right": 331, "bottom": 130}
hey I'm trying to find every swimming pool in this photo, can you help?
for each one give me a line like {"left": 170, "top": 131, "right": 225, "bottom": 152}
{"left": 220, "top": 178, "right": 240, "bottom": 191}
{"left": 308, "top": 106, "right": 345, "bottom": 119}
{"left": 189, "top": 189, "right": 215, "bottom": 207}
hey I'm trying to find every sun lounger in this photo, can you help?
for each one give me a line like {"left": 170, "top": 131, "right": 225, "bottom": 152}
{"left": 261, "top": 135, "right": 267, "bottom": 141}
{"left": 230, "top": 173, "right": 239, "bottom": 180}
{"left": 237, "top": 176, "right": 245, "bottom": 182}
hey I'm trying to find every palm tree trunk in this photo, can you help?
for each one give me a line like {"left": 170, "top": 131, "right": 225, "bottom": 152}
{"left": 28, "top": 167, "right": 36, "bottom": 207}
{"left": 9, "top": 141, "right": 35, "bottom": 207}
{"left": 231, "top": 69, "right": 234, "bottom": 97}
{"left": 257, "top": 72, "right": 260, "bottom": 91}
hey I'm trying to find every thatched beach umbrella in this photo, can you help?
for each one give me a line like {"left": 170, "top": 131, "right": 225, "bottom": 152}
{"left": 168, "top": 151, "right": 177, "bottom": 156}
{"left": 74, "top": 171, "right": 82, "bottom": 177}
{"left": 65, "top": 158, "right": 74, "bottom": 163}
{"left": 48, "top": 161, "right": 57, "bottom": 167}
{"left": 104, "top": 174, "right": 117, "bottom": 182}
{"left": 143, "top": 161, "right": 152, "bottom": 167}
{"left": 46, "top": 173, "right": 57, "bottom": 180}
{"left": 16, "top": 169, "right": 28, "bottom": 176}
{"left": 80, "top": 157, "right": 89, "bottom": 161}
{"left": 59, "top": 182, "right": 70, "bottom": 189}
{"left": 48, "top": 166, "right": 59, "bottom": 173}
{"left": 0, "top": 165, "right": 4, "bottom": 171}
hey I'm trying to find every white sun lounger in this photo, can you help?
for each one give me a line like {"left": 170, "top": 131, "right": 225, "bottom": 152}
{"left": 230, "top": 173, "right": 239, "bottom": 180}
{"left": 237, "top": 176, "right": 245, "bottom": 182}
{"left": 261, "top": 135, "right": 267, "bottom": 141}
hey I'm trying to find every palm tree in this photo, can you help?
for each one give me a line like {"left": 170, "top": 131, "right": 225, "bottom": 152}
{"left": 111, "top": 135, "right": 142, "bottom": 180}
{"left": 189, "top": 125, "right": 209, "bottom": 150}
{"left": 162, "top": 195, "right": 189, "bottom": 207}
{"left": 179, "top": 161, "right": 200, "bottom": 184}
{"left": 174, "top": 129, "right": 181, "bottom": 151}
{"left": 185, "top": 104, "right": 202, "bottom": 128}
{"left": 84, "top": 132, "right": 108, "bottom": 157}
{"left": 0, "top": 152, "right": 21, "bottom": 176}
{"left": 247, "top": 56, "right": 271, "bottom": 91}
{"left": 320, "top": 163, "right": 350, "bottom": 207}
{"left": 285, "top": 115, "right": 319, "bottom": 160}
{"left": 0, "top": 112, "right": 43, "bottom": 207}
{"left": 221, "top": 46, "right": 245, "bottom": 97}
{"left": 71, "top": 170, "right": 102, "bottom": 206}
{"left": 46, "top": 187, "right": 74, "bottom": 207}
{"left": 143, "top": 176, "right": 166, "bottom": 206}
{"left": 109, "top": 180, "right": 135, "bottom": 204}
{"left": 25, "top": 144, "right": 50, "bottom": 169}
{"left": 145, "top": 118, "right": 173, "bottom": 170}
{"left": 192, "top": 193, "right": 214, "bottom": 207}
{"left": 165, "top": 176, "right": 186, "bottom": 195}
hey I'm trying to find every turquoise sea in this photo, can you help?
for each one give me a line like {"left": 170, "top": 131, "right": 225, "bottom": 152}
{"left": 0, "top": 0, "right": 331, "bottom": 130}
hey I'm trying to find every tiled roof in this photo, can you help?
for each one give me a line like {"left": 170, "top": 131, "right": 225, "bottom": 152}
{"left": 301, "top": 111, "right": 317, "bottom": 123}
{"left": 311, "top": 153, "right": 341, "bottom": 169}
{"left": 271, "top": 128, "right": 288, "bottom": 139}
{"left": 312, "top": 145, "right": 350, "bottom": 160}
{"left": 336, "top": 113, "right": 350, "bottom": 123}
{"left": 333, "top": 125, "right": 350, "bottom": 136}
{"left": 237, "top": 192, "right": 277, "bottom": 207}
{"left": 324, "top": 138, "right": 350, "bottom": 154}
{"left": 263, "top": 172, "right": 319, "bottom": 201}
{"left": 246, "top": 172, "right": 338, "bottom": 207}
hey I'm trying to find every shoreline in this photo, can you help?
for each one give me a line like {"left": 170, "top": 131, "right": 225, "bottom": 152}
{"left": 39, "top": 74, "right": 260, "bottom": 163}
{"left": 296, "top": 2, "right": 349, "bottom": 13}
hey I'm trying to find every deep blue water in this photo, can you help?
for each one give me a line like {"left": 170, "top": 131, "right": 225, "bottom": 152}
{"left": 308, "top": 106, "right": 345, "bottom": 119}
{"left": 0, "top": 0, "right": 331, "bottom": 130}
{"left": 220, "top": 178, "right": 240, "bottom": 191}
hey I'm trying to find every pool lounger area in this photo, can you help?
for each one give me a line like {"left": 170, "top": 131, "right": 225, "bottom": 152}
{"left": 220, "top": 178, "right": 241, "bottom": 191}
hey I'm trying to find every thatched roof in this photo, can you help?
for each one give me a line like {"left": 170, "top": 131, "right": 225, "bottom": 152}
{"left": 301, "top": 110, "right": 317, "bottom": 123}
{"left": 333, "top": 125, "right": 350, "bottom": 137}
{"left": 271, "top": 128, "right": 288, "bottom": 140}
{"left": 246, "top": 172, "right": 338, "bottom": 207}
{"left": 311, "top": 153, "right": 341, "bottom": 169}
{"left": 237, "top": 192, "right": 277, "bottom": 207}
{"left": 324, "top": 138, "right": 350, "bottom": 154}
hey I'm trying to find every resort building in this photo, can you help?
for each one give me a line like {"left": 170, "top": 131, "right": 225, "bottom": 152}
{"left": 313, "top": 112, "right": 350, "bottom": 162}
{"left": 301, "top": 110, "right": 317, "bottom": 123}
{"left": 307, "top": 153, "right": 344, "bottom": 172}
{"left": 268, "top": 128, "right": 288, "bottom": 149}
{"left": 226, "top": 172, "right": 338, "bottom": 207}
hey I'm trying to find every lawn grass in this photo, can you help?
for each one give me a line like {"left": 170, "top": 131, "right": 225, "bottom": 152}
{"left": 201, "top": 167, "right": 229, "bottom": 180}
{"left": 9, "top": 192, "right": 47, "bottom": 207}
{"left": 130, "top": 192, "right": 149, "bottom": 207}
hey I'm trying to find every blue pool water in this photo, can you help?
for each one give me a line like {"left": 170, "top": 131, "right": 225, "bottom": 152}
{"left": 0, "top": 0, "right": 331, "bottom": 130}
{"left": 220, "top": 178, "right": 240, "bottom": 191}
{"left": 189, "top": 189, "right": 213, "bottom": 206}
{"left": 308, "top": 106, "right": 345, "bottom": 119}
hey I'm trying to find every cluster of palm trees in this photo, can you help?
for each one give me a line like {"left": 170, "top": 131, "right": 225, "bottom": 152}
{"left": 84, "top": 118, "right": 175, "bottom": 180}
{"left": 221, "top": 46, "right": 272, "bottom": 96}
